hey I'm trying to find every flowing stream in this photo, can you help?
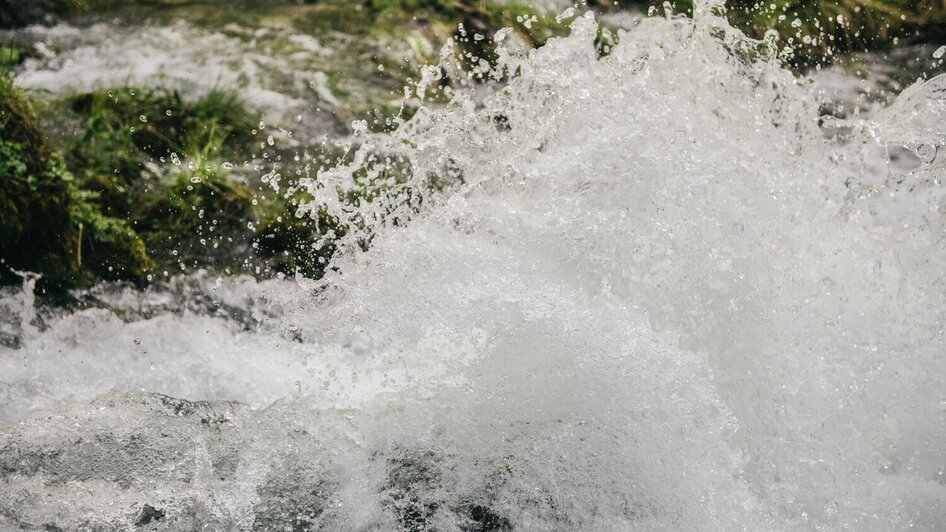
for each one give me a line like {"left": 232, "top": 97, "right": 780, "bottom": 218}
{"left": 2, "top": 5, "right": 946, "bottom": 531}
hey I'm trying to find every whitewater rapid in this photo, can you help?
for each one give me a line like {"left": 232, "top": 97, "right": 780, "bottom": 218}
{"left": 2, "top": 8, "right": 946, "bottom": 531}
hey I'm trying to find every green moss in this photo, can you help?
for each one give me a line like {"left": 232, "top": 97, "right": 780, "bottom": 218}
{"left": 65, "top": 87, "right": 256, "bottom": 178}
{"left": 1, "top": 76, "right": 78, "bottom": 288}
{"left": 38, "top": 84, "right": 349, "bottom": 283}
{"left": 72, "top": 188, "right": 154, "bottom": 282}
{"left": 54, "top": 87, "right": 264, "bottom": 273}
{"left": 1, "top": 75, "right": 155, "bottom": 289}
{"left": 0, "top": 78, "right": 290, "bottom": 289}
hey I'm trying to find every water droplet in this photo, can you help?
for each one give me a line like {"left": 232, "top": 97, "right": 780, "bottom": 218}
{"left": 934, "top": 46, "right": 946, "bottom": 59}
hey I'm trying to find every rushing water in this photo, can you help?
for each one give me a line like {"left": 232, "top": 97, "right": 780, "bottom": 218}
{"left": 2, "top": 6, "right": 946, "bottom": 531}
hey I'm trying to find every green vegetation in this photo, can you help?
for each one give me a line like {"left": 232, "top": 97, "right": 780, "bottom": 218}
{"left": 58, "top": 85, "right": 353, "bottom": 283}
{"left": 617, "top": 0, "right": 946, "bottom": 64}
{"left": 725, "top": 0, "right": 946, "bottom": 64}
{"left": 0, "top": 74, "right": 152, "bottom": 289}
{"left": 58, "top": 87, "right": 260, "bottom": 280}
{"left": 0, "top": 79, "right": 347, "bottom": 289}
{"left": 0, "top": 48, "right": 21, "bottom": 71}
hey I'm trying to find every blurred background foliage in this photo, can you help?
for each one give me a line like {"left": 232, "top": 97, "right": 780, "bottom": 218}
{"left": 2, "top": 0, "right": 943, "bottom": 57}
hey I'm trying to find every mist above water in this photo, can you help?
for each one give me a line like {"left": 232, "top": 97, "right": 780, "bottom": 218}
{"left": 2, "top": 5, "right": 946, "bottom": 530}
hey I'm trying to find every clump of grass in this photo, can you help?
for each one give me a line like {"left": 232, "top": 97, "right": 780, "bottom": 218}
{"left": 66, "top": 87, "right": 256, "bottom": 173}
{"left": 57, "top": 87, "right": 262, "bottom": 274}
{"left": 63, "top": 88, "right": 256, "bottom": 215}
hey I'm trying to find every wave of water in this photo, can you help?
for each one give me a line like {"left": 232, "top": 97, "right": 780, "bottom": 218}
{"left": 2, "top": 6, "right": 946, "bottom": 531}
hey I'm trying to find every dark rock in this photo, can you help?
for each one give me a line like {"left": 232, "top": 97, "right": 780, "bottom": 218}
{"left": 134, "top": 504, "right": 166, "bottom": 526}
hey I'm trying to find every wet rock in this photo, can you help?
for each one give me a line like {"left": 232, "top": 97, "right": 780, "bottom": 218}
{"left": 134, "top": 504, "right": 166, "bottom": 526}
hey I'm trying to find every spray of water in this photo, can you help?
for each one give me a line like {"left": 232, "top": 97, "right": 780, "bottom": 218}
{"left": 2, "top": 6, "right": 945, "bottom": 530}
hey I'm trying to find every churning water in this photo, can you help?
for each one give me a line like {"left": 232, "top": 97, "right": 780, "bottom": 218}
{"left": 2, "top": 5, "right": 946, "bottom": 531}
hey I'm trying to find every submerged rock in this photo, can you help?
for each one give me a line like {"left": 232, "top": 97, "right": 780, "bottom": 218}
{"left": 0, "top": 392, "right": 518, "bottom": 530}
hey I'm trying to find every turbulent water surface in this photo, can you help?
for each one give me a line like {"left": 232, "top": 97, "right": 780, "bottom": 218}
{"left": 2, "top": 5, "right": 946, "bottom": 531}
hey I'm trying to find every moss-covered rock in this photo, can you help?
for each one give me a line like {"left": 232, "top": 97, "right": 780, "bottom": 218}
{"left": 0, "top": 137, "right": 79, "bottom": 287}
{"left": 1, "top": 75, "right": 77, "bottom": 288}
{"left": 0, "top": 79, "right": 289, "bottom": 289}
{"left": 0, "top": 75, "right": 152, "bottom": 289}
{"left": 72, "top": 189, "right": 154, "bottom": 282}
{"left": 15, "top": 83, "right": 348, "bottom": 286}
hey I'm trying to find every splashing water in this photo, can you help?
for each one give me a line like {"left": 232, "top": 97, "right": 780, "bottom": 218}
{"left": 2, "top": 7, "right": 946, "bottom": 531}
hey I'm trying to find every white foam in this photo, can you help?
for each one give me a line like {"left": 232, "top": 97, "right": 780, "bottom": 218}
{"left": 2, "top": 7, "right": 945, "bottom": 530}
